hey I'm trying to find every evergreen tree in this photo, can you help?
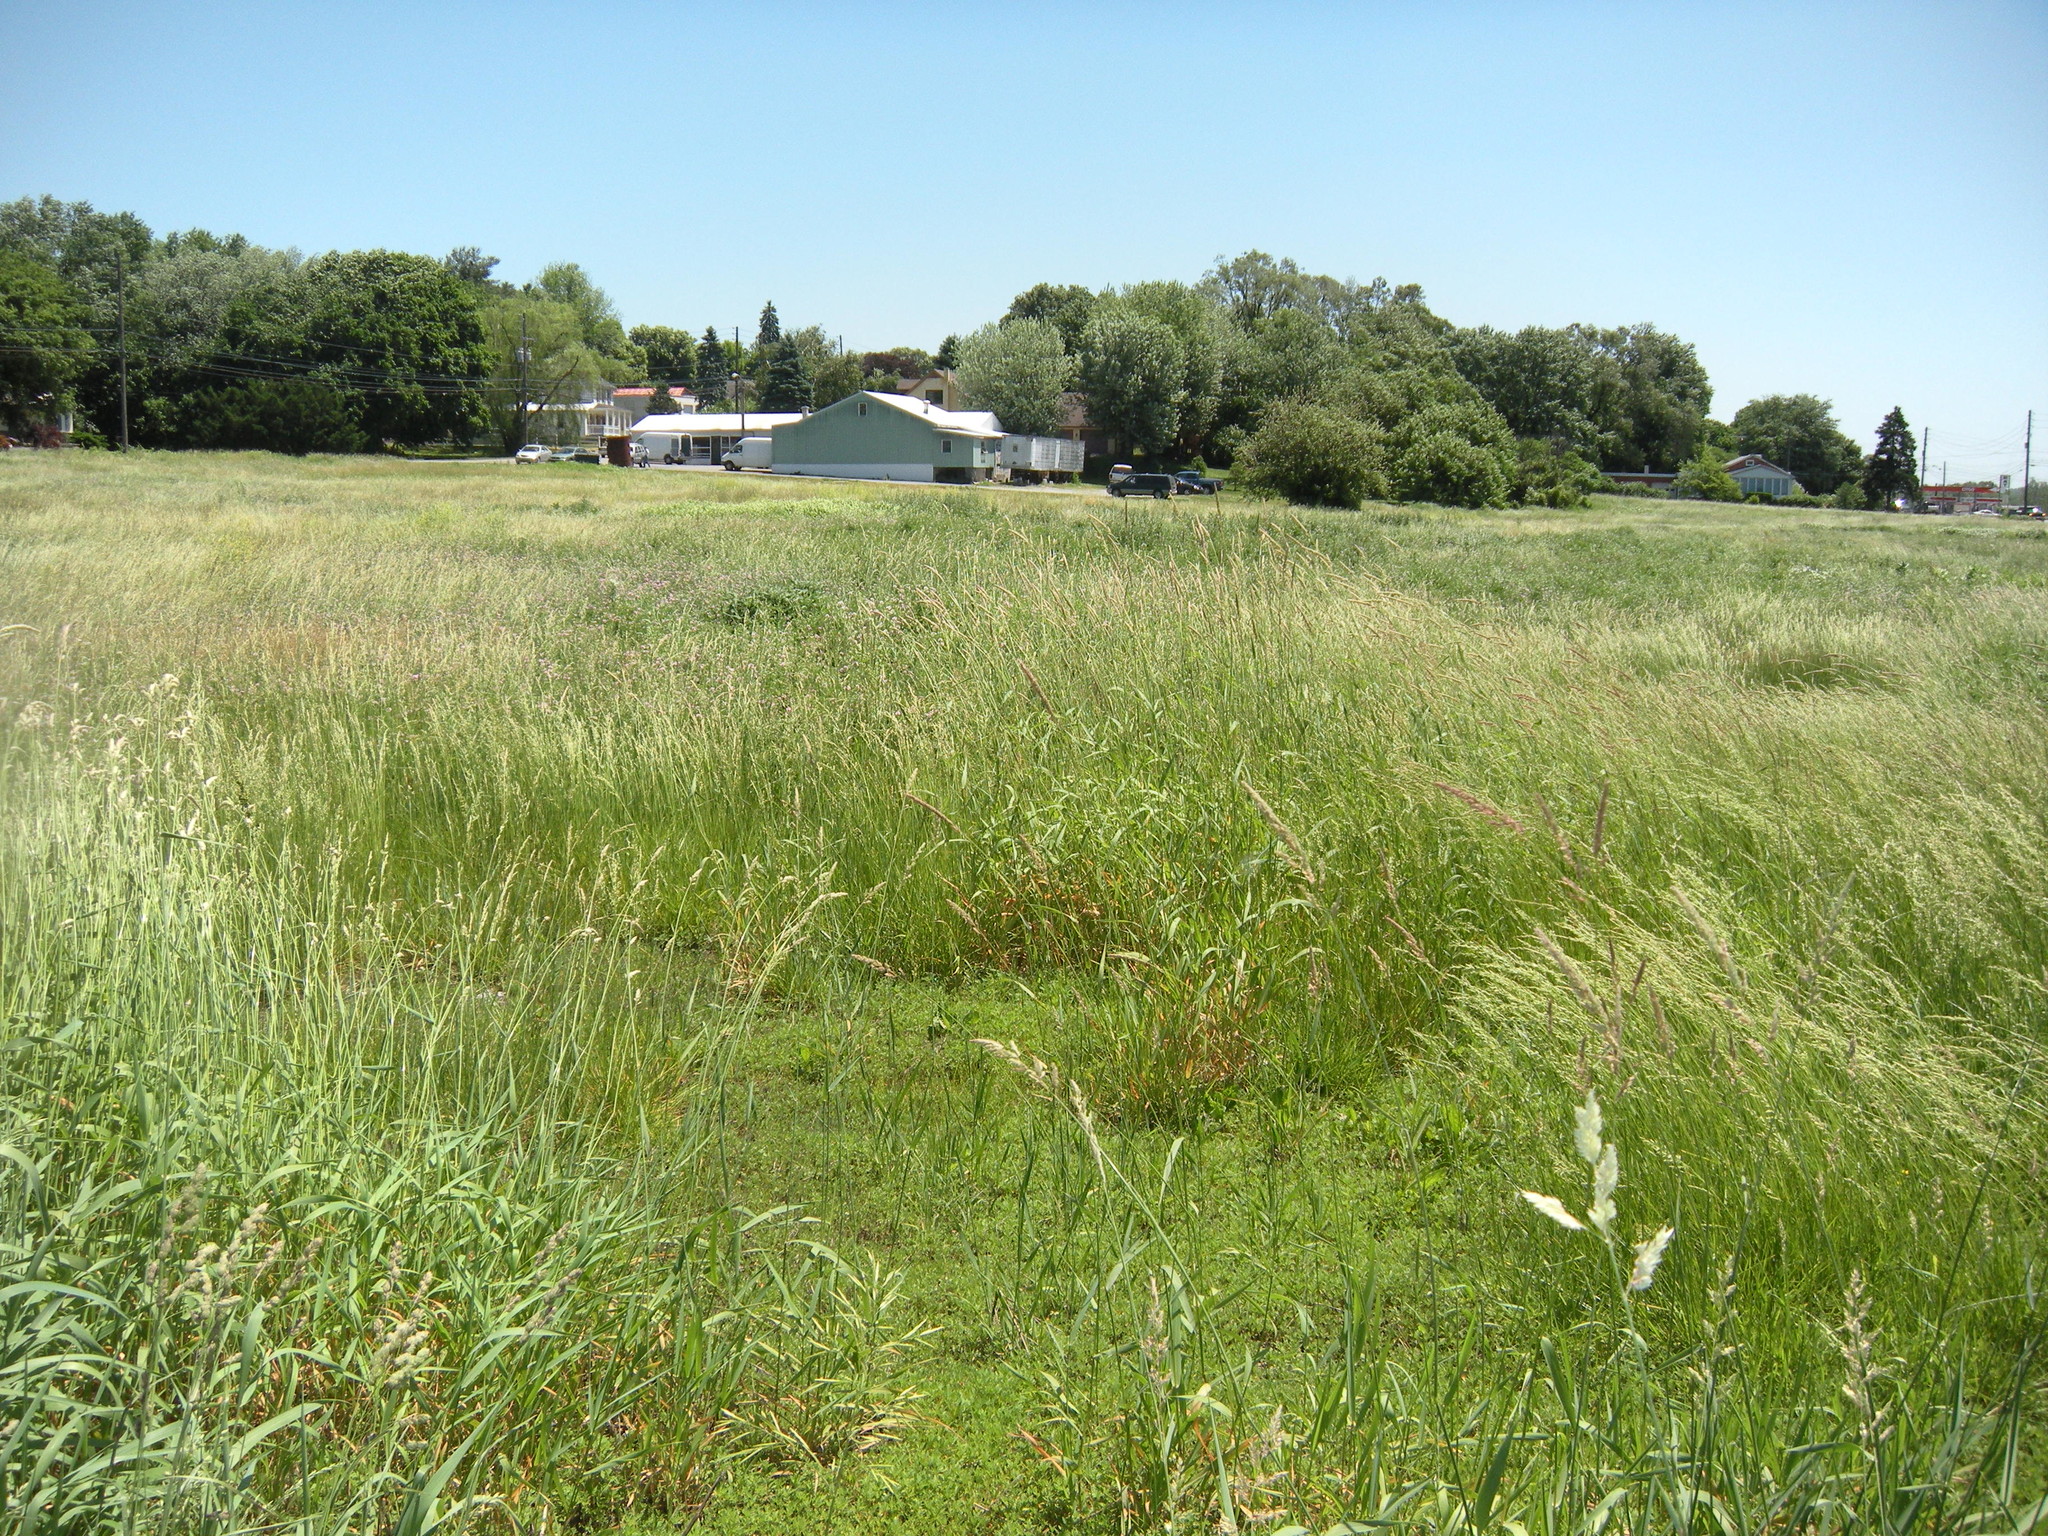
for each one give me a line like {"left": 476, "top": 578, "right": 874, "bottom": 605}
{"left": 1860, "top": 406, "right": 1918, "bottom": 510}
{"left": 755, "top": 302, "right": 781, "bottom": 354}
{"left": 696, "top": 326, "right": 731, "bottom": 405}
{"left": 758, "top": 340, "right": 812, "bottom": 411}
{"left": 934, "top": 333, "right": 959, "bottom": 370}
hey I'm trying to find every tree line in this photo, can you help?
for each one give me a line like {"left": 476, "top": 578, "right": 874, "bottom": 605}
{"left": 0, "top": 196, "right": 1915, "bottom": 507}
{"left": 949, "top": 254, "right": 1910, "bottom": 509}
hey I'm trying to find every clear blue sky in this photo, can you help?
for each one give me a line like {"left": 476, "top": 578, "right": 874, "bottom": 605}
{"left": 6, "top": 0, "right": 2043, "bottom": 480}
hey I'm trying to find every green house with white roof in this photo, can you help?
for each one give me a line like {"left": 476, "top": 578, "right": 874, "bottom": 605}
{"left": 770, "top": 392, "right": 1003, "bottom": 483}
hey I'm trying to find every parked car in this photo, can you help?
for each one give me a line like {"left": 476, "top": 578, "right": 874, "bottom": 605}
{"left": 513, "top": 443, "right": 550, "bottom": 463}
{"left": 721, "top": 436, "right": 774, "bottom": 471}
{"left": 1173, "top": 470, "right": 1221, "bottom": 495}
{"left": 548, "top": 446, "right": 579, "bottom": 462}
{"left": 1108, "top": 472, "right": 1176, "bottom": 499}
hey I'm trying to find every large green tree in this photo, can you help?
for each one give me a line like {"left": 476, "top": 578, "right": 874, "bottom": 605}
{"left": 480, "top": 293, "right": 630, "bottom": 451}
{"left": 1201, "top": 250, "right": 1314, "bottom": 326}
{"left": 441, "top": 246, "right": 508, "bottom": 291}
{"left": 755, "top": 301, "right": 781, "bottom": 356}
{"left": 953, "top": 318, "right": 1071, "bottom": 435}
{"left": 1448, "top": 325, "right": 1602, "bottom": 453}
{"left": 532, "top": 264, "right": 618, "bottom": 341}
{"left": 810, "top": 350, "right": 866, "bottom": 407}
{"left": 0, "top": 195, "right": 151, "bottom": 311}
{"left": 80, "top": 235, "right": 298, "bottom": 445}
{"left": 1077, "top": 307, "right": 1186, "bottom": 459}
{"left": 1113, "top": 282, "right": 1225, "bottom": 452}
{"left": 1730, "top": 394, "right": 1863, "bottom": 494}
{"left": 629, "top": 325, "right": 696, "bottom": 384}
{"left": 1200, "top": 250, "right": 1395, "bottom": 338}
{"left": 1861, "top": 407, "right": 1918, "bottom": 510}
{"left": 223, "top": 250, "right": 490, "bottom": 447}
{"left": 0, "top": 251, "right": 92, "bottom": 433}
{"left": 1004, "top": 284, "right": 1095, "bottom": 354}
{"left": 1213, "top": 307, "right": 1345, "bottom": 446}
{"left": 1561, "top": 324, "right": 1712, "bottom": 471}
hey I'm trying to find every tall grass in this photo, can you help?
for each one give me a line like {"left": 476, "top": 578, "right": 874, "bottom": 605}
{"left": 1, "top": 451, "right": 2042, "bottom": 1531}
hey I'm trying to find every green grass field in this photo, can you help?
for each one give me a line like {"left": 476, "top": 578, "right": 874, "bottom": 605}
{"left": 3, "top": 452, "right": 2043, "bottom": 1535}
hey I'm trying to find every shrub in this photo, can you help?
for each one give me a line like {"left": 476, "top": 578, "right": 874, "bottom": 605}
{"left": 1832, "top": 480, "right": 1868, "bottom": 510}
{"left": 180, "top": 379, "right": 364, "bottom": 455}
{"left": 1386, "top": 401, "right": 1517, "bottom": 507}
{"left": 1233, "top": 400, "right": 1386, "bottom": 508}
{"left": 1671, "top": 445, "right": 1742, "bottom": 502}
{"left": 1514, "top": 439, "right": 1605, "bottom": 508}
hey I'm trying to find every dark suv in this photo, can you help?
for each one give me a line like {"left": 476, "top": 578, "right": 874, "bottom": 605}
{"left": 1109, "top": 473, "right": 1176, "bottom": 499}
{"left": 1173, "top": 470, "right": 1221, "bottom": 495}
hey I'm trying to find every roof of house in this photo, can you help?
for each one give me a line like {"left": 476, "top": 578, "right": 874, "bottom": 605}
{"left": 1724, "top": 454, "right": 1791, "bottom": 475}
{"left": 627, "top": 412, "right": 803, "bottom": 434}
{"left": 856, "top": 391, "right": 1003, "bottom": 437}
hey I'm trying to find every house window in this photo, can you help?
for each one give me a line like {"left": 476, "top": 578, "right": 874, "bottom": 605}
{"left": 942, "top": 437, "right": 952, "bottom": 454}
{"left": 858, "top": 402, "right": 867, "bottom": 416}
{"left": 926, "top": 389, "right": 943, "bottom": 403}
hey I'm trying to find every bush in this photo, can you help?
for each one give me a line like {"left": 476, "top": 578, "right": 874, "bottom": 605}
{"left": 1514, "top": 439, "right": 1605, "bottom": 508}
{"left": 180, "top": 380, "right": 364, "bottom": 455}
{"left": 1832, "top": 480, "right": 1868, "bottom": 510}
{"left": 1671, "top": 446, "right": 1742, "bottom": 502}
{"left": 1386, "top": 401, "right": 1516, "bottom": 508}
{"left": 1232, "top": 401, "right": 1386, "bottom": 508}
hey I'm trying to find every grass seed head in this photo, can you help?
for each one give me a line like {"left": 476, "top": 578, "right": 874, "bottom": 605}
{"left": 1629, "top": 1226, "right": 1675, "bottom": 1291}
{"left": 1589, "top": 1144, "right": 1619, "bottom": 1236}
{"left": 1520, "top": 1191, "right": 1585, "bottom": 1231}
{"left": 1573, "top": 1090, "right": 1604, "bottom": 1165}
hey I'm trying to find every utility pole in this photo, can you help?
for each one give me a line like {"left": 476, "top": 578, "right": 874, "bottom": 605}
{"left": 517, "top": 314, "right": 531, "bottom": 452}
{"left": 2017, "top": 409, "right": 2033, "bottom": 511}
{"left": 115, "top": 247, "right": 130, "bottom": 450}
{"left": 734, "top": 324, "right": 745, "bottom": 431}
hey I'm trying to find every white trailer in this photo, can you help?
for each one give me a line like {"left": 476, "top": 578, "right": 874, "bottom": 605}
{"left": 999, "top": 434, "right": 1084, "bottom": 482}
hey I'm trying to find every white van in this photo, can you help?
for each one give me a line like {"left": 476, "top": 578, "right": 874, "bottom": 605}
{"left": 722, "top": 436, "right": 773, "bottom": 471}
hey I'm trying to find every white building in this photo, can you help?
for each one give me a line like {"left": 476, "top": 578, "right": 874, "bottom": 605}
{"left": 528, "top": 385, "right": 632, "bottom": 447}
{"left": 629, "top": 412, "right": 804, "bottom": 465}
